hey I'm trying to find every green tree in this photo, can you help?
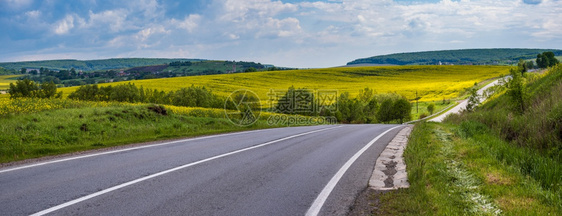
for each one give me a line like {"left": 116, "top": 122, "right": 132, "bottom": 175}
{"left": 537, "top": 52, "right": 560, "bottom": 68}
{"left": 377, "top": 98, "right": 394, "bottom": 123}
{"left": 358, "top": 87, "right": 374, "bottom": 103}
{"left": 392, "top": 97, "right": 412, "bottom": 124}
{"left": 465, "top": 85, "right": 480, "bottom": 112}
{"left": 517, "top": 59, "right": 527, "bottom": 74}
{"left": 525, "top": 61, "right": 534, "bottom": 70}
{"left": 244, "top": 67, "right": 257, "bottom": 72}
{"left": 8, "top": 79, "right": 38, "bottom": 98}
{"left": 8, "top": 79, "right": 61, "bottom": 99}
{"left": 39, "top": 81, "right": 61, "bottom": 98}
{"left": 68, "top": 84, "right": 101, "bottom": 101}
{"left": 427, "top": 103, "right": 435, "bottom": 115}
{"left": 364, "top": 98, "right": 378, "bottom": 123}
{"left": 109, "top": 83, "right": 140, "bottom": 103}
{"left": 507, "top": 67, "right": 527, "bottom": 113}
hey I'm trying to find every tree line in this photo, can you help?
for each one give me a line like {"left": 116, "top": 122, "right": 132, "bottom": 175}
{"left": 68, "top": 83, "right": 228, "bottom": 109}
{"left": 336, "top": 88, "right": 412, "bottom": 124}
{"left": 272, "top": 87, "right": 412, "bottom": 124}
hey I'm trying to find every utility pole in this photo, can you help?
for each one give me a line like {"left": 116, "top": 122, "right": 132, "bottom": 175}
{"left": 415, "top": 91, "right": 421, "bottom": 113}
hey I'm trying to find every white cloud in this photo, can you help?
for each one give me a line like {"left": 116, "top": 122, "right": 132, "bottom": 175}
{"left": 136, "top": 25, "right": 169, "bottom": 41}
{"left": 54, "top": 15, "right": 75, "bottom": 35}
{"left": 131, "top": 0, "right": 161, "bottom": 18}
{"left": 171, "top": 14, "right": 201, "bottom": 32}
{"left": 219, "top": 0, "right": 298, "bottom": 22}
{"left": 84, "top": 9, "right": 129, "bottom": 32}
{"left": 24, "top": 10, "right": 40, "bottom": 19}
{"left": 3, "top": 0, "right": 562, "bottom": 68}
{"left": 255, "top": 17, "right": 303, "bottom": 38}
{"left": 1, "top": 0, "right": 33, "bottom": 10}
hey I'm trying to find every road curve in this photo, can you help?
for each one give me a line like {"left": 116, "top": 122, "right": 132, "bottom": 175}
{"left": 0, "top": 124, "right": 404, "bottom": 216}
{"left": 429, "top": 78, "right": 502, "bottom": 122}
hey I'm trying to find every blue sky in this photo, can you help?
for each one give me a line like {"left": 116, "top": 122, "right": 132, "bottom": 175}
{"left": 0, "top": 0, "right": 560, "bottom": 67}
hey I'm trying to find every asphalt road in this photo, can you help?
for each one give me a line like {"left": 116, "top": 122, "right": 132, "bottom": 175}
{"left": 0, "top": 124, "right": 404, "bottom": 216}
{"left": 429, "top": 78, "right": 502, "bottom": 122}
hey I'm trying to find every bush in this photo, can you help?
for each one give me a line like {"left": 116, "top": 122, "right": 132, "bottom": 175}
{"left": 506, "top": 67, "right": 528, "bottom": 113}
{"left": 427, "top": 103, "right": 435, "bottom": 115}
{"left": 8, "top": 79, "right": 61, "bottom": 99}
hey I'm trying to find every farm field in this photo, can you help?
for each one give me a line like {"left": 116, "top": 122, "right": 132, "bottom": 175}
{"left": 58, "top": 65, "right": 509, "bottom": 102}
{"left": 0, "top": 75, "right": 22, "bottom": 91}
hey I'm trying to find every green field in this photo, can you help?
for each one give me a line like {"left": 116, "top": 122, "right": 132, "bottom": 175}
{"left": 59, "top": 65, "right": 509, "bottom": 102}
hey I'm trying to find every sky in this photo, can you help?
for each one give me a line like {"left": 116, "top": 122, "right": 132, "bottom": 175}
{"left": 0, "top": 0, "right": 561, "bottom": 68}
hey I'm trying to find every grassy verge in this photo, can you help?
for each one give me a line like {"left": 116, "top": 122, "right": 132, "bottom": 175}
{"left": 373, "top": 122, "right": 559, "bottom": 215}
{"left": 0, "top": 104, "right": 319, "bottom": 164}
{"left": 410, "top": 101, "right": 453, "bottom": 120}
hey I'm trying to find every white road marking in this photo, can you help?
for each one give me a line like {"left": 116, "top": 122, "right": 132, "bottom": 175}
{"left": 306, "top": 125, "right": 401, "bottom": 216}
{"left": 30, "top": 126, "right": 341, "bottom": 216}
{"left": 0, "top": 126, "right": 325, "bottom": 174}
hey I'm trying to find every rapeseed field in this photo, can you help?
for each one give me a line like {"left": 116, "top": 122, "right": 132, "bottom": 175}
{"left": 59, "top": 65, "right": 509, "bottom": 102}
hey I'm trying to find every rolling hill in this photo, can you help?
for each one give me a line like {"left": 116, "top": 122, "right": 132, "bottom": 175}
{"left": 347, "top": 48, "right": 562, "bottom": 66}
{"left": 0, "top": 58, "right": 205, "bottom": 71}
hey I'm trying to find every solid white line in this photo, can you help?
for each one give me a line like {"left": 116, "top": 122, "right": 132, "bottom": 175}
{"left": 0, "top": 126, "right": 322, "bottom": 174}
{"left": 305, "top": 125, "right": 402, "bottom": 216}
{"left": 30, "top": 126, "right": 341, "bottom": 216}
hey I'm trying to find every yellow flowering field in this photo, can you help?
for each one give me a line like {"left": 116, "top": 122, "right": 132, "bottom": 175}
{"left": 59, "top": 65, "right": 509, "bottom": 102}
{"left": 0, "top": 75, "right": 22, "bottom": 90}
{"left": 164, "top": 105, "right": 225, "bottom": 118}
{"left": 164, "top": 104, "right": 327, "bottom": 123}
{"left": 0, "top": 98, "right": 140, "bottom": 116}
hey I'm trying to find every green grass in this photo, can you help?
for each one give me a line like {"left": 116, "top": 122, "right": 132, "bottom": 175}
{"left": 410, "top": 101, "right": 454, "bottom": 120}
{"left": 375, "top": 65, "right": 562, "bottom": 215}
{"left": 446, "top": 65, "right": 562, "bottom": 160}
{"left": 375, "top": 122, "right": 559, "bottom": 215}
{"left": 0, "top": 104, "right": 295, "bottom": 163}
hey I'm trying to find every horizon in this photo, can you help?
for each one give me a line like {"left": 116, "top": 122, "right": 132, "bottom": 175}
{"left": 1, "top": 0, "right": 561, "bottom": 68}
{"left": 0, "top": 47, "right": 560, "bottom": 68}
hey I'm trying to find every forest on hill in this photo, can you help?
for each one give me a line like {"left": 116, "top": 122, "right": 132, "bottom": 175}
{"left": 347, "top": 48, "right": 562, "bottom": 66}
{"left": 0, "top": 58, "right": 204, "bottom": 71}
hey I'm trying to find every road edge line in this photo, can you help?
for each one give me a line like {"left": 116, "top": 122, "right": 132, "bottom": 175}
{"left": 0, "top": 126, "right": 328, "bottom": 174}
{"left": 30, "top": 126, "right": 341, "bottom": 216}
{"left": 305, "top": 125, "right": 402, "bottom": 216}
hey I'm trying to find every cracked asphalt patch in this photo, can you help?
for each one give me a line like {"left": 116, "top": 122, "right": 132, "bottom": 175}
{"left": 369, "top": 126, "right": 412, "bottom": 190}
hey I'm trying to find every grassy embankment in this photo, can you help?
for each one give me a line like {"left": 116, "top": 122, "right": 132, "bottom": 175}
{"left": 373, "top": 65, "right": 562, "bottom": 214}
